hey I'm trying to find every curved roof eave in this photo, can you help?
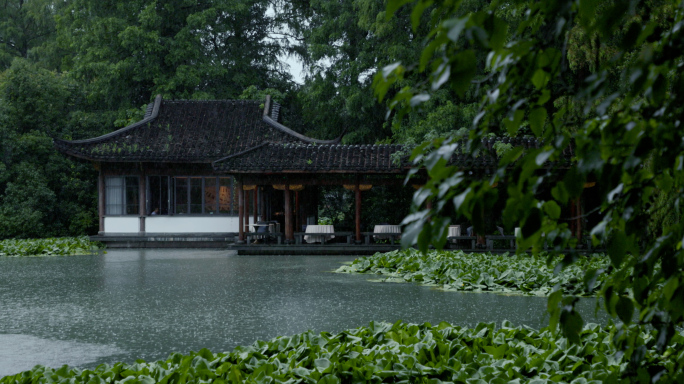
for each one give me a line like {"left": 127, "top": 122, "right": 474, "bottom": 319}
{"left": 53, "top": 94, "right": 162, "bottom": 146}
{"left": 261, "top": 94, "right": 345, "bottom": 144}
{"left": 261, "top": 115, "right": 344, "bottom": 144}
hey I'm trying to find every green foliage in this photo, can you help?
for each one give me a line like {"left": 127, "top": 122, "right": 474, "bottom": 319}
{"left": 377, "top": 0, "right": 684, "bottom": 377}
{"left": 3, "top": 320, "right": 681, "bottom": 383}
{"left": 238, "top": 85, "right": 286, "bottom": 106}
{"left": 336, "top": 249, "right": 611, "bottom": 296}
{"left": 55, "top": 0, "right": 292, "bottom": 110}
{"left": 0, "top": 236, "right": 103, "bottom": 256}
{"left": 0, "top": 0, "right": 63, "bottom": 70}
{"left": 0, "top": 59, "right": 99, "bottom": 239}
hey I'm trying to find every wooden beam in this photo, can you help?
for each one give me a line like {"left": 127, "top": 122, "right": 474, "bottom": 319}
{"left": 237, "top": 180, "right": 245, "bottom": 243}
{"left": 241, "top": 175, "right": 414, "bottom": 187}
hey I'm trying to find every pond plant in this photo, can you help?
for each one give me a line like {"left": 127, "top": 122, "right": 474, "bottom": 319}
{"left": 0, "top": 236, "right": 103, "bottom": 257}
{"left": 2, "top": 320, "right": 681, "bottom": 383}
{"left": 336, "top": 249, "right": 610, "bottom": 297}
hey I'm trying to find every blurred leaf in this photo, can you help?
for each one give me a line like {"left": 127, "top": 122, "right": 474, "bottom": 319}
{"left": 529, "top": 107, "right": 547, "bottom": 136}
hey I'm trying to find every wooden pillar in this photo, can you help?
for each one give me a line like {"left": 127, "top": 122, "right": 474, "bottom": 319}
{"left": 284, "top": 186, "right": 293, "bottom": 243}
{"left": 98, "top": 170, "right": 105, "bottom": 234}
{"left": 355, "top": 182, "right": 362, "bottom": 243}
{"left": 575, "top": 197, "right": 582, "bottom": 241}
{"left": 253, "top": 188, "right": 258, "bottom": 224}
{"left": 139, "top": 172, "right": 146, "bottom": 233}
{"left": 295, "top": 191, "right": 301, "bottom": 232}
{"left": 314, "top": 187, "right": 319, "bottom": 225}
{"left": 237, "top": 180, "right": 245, "bottom": 243}
{"left": 259, "top": 187, "right": 265, "bottom": 221}
{"left": 245, "top": 186, "right": 250, "bottom": 230}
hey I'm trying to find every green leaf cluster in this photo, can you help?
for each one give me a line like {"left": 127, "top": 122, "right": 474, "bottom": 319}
{"left": 377, "top": 0, "right": 684, "bottom": 374}
{"left": 3, "top": 321, "right": 682, "bottom": 383}
{"left": 0, "top": 236, "right": 103, "bottom": 257}
{"left": 336, "top": 249, "right": 610, "bottom": 296}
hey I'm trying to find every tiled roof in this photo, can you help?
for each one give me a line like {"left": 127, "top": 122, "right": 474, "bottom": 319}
{"left": 212, "top": 143, "right": 409, "bottom": 173}
{"left": 54, "top": 95, "right": 342, "bottom": 162}
{"left": 54, "top": 94, "right": 574, "bottom": 173}
{"left": 212, "top": 137, "right": 574, "bottom": 173}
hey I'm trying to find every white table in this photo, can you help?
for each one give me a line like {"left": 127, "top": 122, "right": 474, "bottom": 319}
{"left": 373, "top": 225, "right": 401, "bottom": 240}
{"left": 448, "top": 225, "right": 461, "bottom": 243}
{"left": 249, "top": 224, "right": 269, "bottom": 233}
{"left": 304, "top": 225, "right": 335, "bottom": 243}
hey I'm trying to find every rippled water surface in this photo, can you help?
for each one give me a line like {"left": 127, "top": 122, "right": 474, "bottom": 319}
{"left": 0, "top": 250, "right": 608, "bottom": 376}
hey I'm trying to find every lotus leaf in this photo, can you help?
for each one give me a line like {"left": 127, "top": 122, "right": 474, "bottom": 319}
{"left": 336, "top": 249, "right": 611, "bottom": 296}
{"left": 3, "top": 321, "right": 681, "bottom": 383}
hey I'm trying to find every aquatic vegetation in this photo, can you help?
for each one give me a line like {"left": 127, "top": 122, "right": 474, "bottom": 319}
{"left": 0, "top": 236, "right": 103, "bottom": 257}
{"left": 2, "top": 321, "right": 680, "bottom": 383}
{"left": 336, "top": 249, "right": 611, "bottom": 296}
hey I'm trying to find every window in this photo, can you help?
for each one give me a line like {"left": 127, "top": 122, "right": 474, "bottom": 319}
{"left": 172, "top": 176, "right": 237, "bottom": 215}
{"left": 219, "top": 177, "right": 233, "bottom": 214}
{"left": 190, "top": 177, "right": 203, "bottom": 213}
{"left": 175, "top": 177, "right": 188, "bottom": 214}
{"left": 204, "top": 177, "right": 217, "bottom": 214}
{"left": 105, "top": 176, "right": 139, "bottom": 215}
{"left": 147, "top": 176, "right": 170, "bottom": 215}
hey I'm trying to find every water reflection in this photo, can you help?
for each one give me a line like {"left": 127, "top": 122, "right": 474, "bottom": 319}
{"left": 0, "top": 250, "right": 608, "bottom": 376}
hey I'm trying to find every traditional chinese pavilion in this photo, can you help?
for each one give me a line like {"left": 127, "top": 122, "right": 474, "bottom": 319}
{"left": 54, "top": 95, "right": 413, "bottom": 245}
{"left": 55, "top": 95, "right": 587, "bottom": 248}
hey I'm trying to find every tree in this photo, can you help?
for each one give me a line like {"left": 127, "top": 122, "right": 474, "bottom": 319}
{"left": 376, "top": 0, "right": 684, "bottom": 381}
{"left": 0, "top": 0, "right": 62, "bottom": 70}
{"left": 0, "top": 59, "right": 98, "bottom": 238}
{"left": 56, "top": 0, "right": 292, "bottom": 112}
{"left": 279, "top": 0, "right": 444, "bottom": 143}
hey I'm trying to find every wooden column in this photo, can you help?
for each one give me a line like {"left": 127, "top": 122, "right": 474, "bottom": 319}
{"left": 574, "top": 197, "right": 582, "bottom": 241}
{"left": 139, "top": 172, "right": 146, "bottom": 233}
{"left": 295, "top": 191, "right": 301, "bottom": 232}
{"left": 98, "top": 170, "right": 105, "bottom": 234}
{"left": 259, "top": 187, "right": 265, "bottom": 220}
{"left": 240, "top": 185, "right": 251, "bottom": 232}
{"left": 355, "top": 182, "right": 361, "bottom": 243}
{"left": 314, "top": 187, "right": 319, "bottom": 225}
{"left": 237, "top": 180, "right": 245, "bottom": 243}
{"left": 284, "top": 186, "right": 293, "bottom": 243}
{"left": 253, "top": 189, "right": 258, "bottom": 224}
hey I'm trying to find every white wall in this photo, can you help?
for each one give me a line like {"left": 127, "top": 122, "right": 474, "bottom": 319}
{"left": 145, "top": 216, "right": 251, "bottom": 233}
{"left": 104, "top": 217, "right": 139, "bottom": 233}
{"left": 105, "top": 216, "right": 254, "bottom": 233}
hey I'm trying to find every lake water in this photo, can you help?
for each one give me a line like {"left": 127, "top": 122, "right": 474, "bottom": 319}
{"left": 0, "top": 249, "right": 608, "bottom": 376}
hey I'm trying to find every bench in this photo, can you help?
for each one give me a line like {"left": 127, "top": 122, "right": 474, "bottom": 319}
{"left": 485, "top": 235, "right": 516, "bottom": 250}
{"left": 294, "top": 232, "right": 354, "bottom": 245}
{"left": 362, "top": 232, "right": 401, "bottom": 245}
{"left": 446, "top": 236, "right": 478, "bottom": 249}
{"left": 246, "top": 232, "right": 284, "bottom": 244}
